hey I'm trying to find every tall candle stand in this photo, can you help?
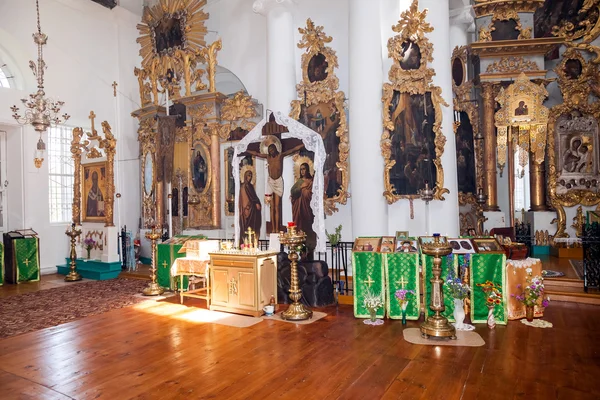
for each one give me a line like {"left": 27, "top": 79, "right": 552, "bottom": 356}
{"left": 420, "top": 235, "right": 456, "bottom": 339}
{"left": 476, "top": 187, "right": 488, "bottom": 235}
{"left": 279, "top": 224, "right": 313, "bottom": 321}
{"left": 143, "top": 226, "right": 165, "bottom": 296}
{"left": 64, "top": 223, "right": 82, "bottom": 282}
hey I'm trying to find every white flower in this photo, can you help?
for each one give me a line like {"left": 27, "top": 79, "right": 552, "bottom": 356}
{"left": 526, "top": 268, "right": 532, "bottom": 274}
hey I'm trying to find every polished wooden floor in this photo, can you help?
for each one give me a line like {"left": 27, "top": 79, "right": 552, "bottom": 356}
{"left": 1, "top": 279, "right": 600, "bottom": 400}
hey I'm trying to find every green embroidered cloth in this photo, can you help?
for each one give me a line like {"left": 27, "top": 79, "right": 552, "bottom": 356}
{"left": 353, "top": 252, "right": 385, "bottom": 318}
{"left": 422, "top": 254, "right": 456, "bottom": 322}
{"left": 470, "top": 253, "right": 507, "bottom": 324}
{"left": 384, "top": 252, "right": 420, "bottom": 320}
{"left": 13, "top": 237, "right": 40, "bottom": 283}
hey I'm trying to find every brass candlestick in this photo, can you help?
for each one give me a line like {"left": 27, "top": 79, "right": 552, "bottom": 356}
{"left": 420, "top": 235, "right": 456, "bottom": 339}
{"left": 143, "top": 226, "right": 165, "bottom": 296}
{"left": 279, "top": 225, "right": 313, "bottom": 321}
{"left": 64, "top": 223, "right": 82, "bottom": 282}
{"left": 475, "top": 187, "right": 488, "bottom": 235}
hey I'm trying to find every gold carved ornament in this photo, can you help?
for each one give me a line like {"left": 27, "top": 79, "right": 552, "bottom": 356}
{"left": 547, "top": 53, "right": 600, "bottom": 238}
{"left": 477, "top": 9, "right": 531, "bottom": 42}
{"left": 473, "top": 0, "right": 545, "bottom": 18}
{"left": 485, "top": 56, "right": 539, "bottom": 73}
{"left": 494, "top": 73, "right": 549, "bottom": 176}
{"left": 71, "top": 112, "right": 116, "bottom": 227}
{"left": 452, "top": 46, "right": 484, "bottom": 206}
{"left": 381, "top": 0, "right": 449, "bottom": 203}
{"left": 139, "top": 118, "right": 157, "bottom": 227}
{"left": 289, "top": 18, "right": 350, "bottom": 215}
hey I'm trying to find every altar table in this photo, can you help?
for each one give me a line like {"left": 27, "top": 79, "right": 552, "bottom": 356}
{"left": 506, "top": 258, "right": 545, "bottom": 320}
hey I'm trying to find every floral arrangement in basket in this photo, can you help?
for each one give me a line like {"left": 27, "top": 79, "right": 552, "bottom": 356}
{"left": 446, "top": 268, "right": 470, "bottom": 300}
{"left": 84, "top": 237, "right": 96, "bottom": 258}
{"left": 512, "top": 268, "right": 549, "bottom": 322}
{"left": 476, "top": 280, "right": 502, "bottom": 308}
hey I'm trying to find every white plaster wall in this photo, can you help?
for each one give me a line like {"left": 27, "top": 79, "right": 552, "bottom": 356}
{"left": 0, "top": 0, "right": 141, "bottom": 274}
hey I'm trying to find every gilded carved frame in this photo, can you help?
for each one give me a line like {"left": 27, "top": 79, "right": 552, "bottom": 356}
{"left": 138, "top": 118, "right": 157, "bottom": 228}
{"left": 548, "top": 48, "right": 600, "bottom": 238}
{"left": 478, "top": 8, "right": 532, "bottom": 42}
{"left": 71, "top": 113, "right": 116, "bottom": 227}
{"left": 290, "top": 19, "right": 349, "bottom": 215}
{"left": 381, "top": 0, "right": 449, "bottom": 203}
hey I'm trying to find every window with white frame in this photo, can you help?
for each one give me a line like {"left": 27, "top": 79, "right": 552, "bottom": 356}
{"left": 0, "top": 63, "right": 12, "bottom": 88}
{"left": 513, "top": 148, "right": 530, "bottom": 215}
{"left": 48, "top": 125, "right": 75, "bottom": 223}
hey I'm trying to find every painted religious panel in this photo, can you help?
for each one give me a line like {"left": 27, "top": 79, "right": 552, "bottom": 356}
{"left": 292, "top": 153, "right": 317, "bottom": 250}
{"left": 191, "top": 142, "right": 211, "bottom": 194}
{"left": 290, "top": 19, "right": 349, "bottom": 215}
{"left": 387, "top": 91, "right": 437, "bottom": 195}
{"left": 381, "top": 0, "right": 448, "bottom": 203}
{"left": 238, "top": 158, "right": 260, "bottom": 241}
{"left": 225, "top": 147, "right": 255, "bottom": 216}
{"left": 82, "top": 162, "right": 107, "bottom": 222}
{"left": 455, "top": 111, "right": 476, "bottom": 195}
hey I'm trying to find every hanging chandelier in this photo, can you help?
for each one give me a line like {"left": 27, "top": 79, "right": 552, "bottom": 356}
{"left": 10, "top": 0, "right": 69, "bottom": 168}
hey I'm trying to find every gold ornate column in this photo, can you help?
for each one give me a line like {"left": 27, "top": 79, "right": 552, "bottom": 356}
{"left": 529, "top": 155, "right": 548, "bottom": 211}
{"left": 508, "top": 127, "right": 515, "bottom": 227}
{"left": 482, "top": 82, "right": 499, "bottom": 211}
{"left": 210, "top": 127, "right": 221, "bottom": 228}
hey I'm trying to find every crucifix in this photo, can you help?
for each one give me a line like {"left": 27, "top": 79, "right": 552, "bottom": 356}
{"left": 242, "top": 113, "right": 305, "bottom": 234}
{"left": 397, "top": 275, "right": 407, "bottom": 289}
{"left": 112, "top": 81, "right": 118, "bottom": 97}
{"left": 363, "top": 275, "right": 375, "bottom": 288}
{"left": 89, "top": 111, "right": 97, "bottom": 135}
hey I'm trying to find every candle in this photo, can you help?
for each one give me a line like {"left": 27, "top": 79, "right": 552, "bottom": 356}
{"left": 288, "top": 222, "right": 296, "bottom": 228}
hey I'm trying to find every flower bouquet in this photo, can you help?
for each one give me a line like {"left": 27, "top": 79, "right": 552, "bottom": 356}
{"left": 363, "top": 288, "right": 384, "bottom": 325}
{"left": 84, "top": 237, "right": 96, "bottom": 259}
{"left": 395, "top": 288, "right": 415, "bottom": 325}
{"left": 512, "top": 268, "right": 549, "bottom": 321}
{"left": 476, "top": 280, "right": 502, "bottom": 329}
{"left": 446, "top": 268, "right": 471, "bottom": 330}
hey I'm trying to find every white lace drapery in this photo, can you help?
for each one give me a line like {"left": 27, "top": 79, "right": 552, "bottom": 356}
{"left": 506, "top": 257, "right": 541, "bottom": 269}
{"left": 233, "top": 111, "right": 326, "bottom": 252}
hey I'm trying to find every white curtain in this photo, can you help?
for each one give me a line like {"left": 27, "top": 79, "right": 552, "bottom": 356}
{"left": 232, "top": 111, "right": 327, "bottom": 252}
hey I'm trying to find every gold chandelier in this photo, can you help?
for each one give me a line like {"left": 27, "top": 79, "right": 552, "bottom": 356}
{"left": 10, "top": 0, "right": 69, "bottom": 168}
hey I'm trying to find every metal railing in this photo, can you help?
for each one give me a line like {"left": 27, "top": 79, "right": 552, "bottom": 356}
{"left": 582, "top": 222, "right": 600, "bottom": 292}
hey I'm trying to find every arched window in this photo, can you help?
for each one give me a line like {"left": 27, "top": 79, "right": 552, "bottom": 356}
{"left": 0, "top": 62, "right": 12, "bottom": 88}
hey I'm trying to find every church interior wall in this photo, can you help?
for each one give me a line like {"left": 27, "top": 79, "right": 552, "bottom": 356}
{"left": 0, "top": 0, "right": 141, "bottom": 273}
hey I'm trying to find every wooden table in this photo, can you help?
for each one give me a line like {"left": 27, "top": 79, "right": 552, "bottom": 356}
{"left": 209, "top": 251, "right": 278, "bottom": 317}
{"left": 506, "top": 257, "right": 545, "bottom": 320}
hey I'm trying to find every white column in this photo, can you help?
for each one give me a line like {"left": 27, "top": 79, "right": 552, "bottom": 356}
{"left": 449, "top": 5, "right": 475, "bottom": 50}
{"left": 421, "top": 0, "right": 460, "bottom": 236}
{"left": 253, "top": 0, "right": 297, "bottom": 113}
{"left": 349, "top": 0, "right": 389, "bottom": 237}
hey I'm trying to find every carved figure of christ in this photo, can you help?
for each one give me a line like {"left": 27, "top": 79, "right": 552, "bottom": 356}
{"left": 242, "top": 131, "right": 304, "bottom": 234}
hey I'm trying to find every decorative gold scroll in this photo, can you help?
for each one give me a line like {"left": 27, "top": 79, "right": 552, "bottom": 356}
{"left": 548, "top": 50, "right": 600, "bottom": 238}
{"left": 71, "top": 111, "right": 116, "bottom": 227}
{"left": 290, "top": 19, "right": 349, "bottom": 215}
{"left": 517, "top": 125, "right": 530, "bottom": 176}
{"left": 496, "top": 126, "right": 508, "bottom": 177}
{"left": 477, "top": 9, "right": 531, "bottom": 42}
{"left": 552, "top": 0, "right": 600, "bottom": 43}
{"left": 381, "top": 0, "right": 449, "bottom": 203}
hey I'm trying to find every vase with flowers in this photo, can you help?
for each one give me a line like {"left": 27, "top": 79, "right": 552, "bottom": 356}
{"left": 394, "top": 288, "right": 415, "bottom": 325}
{"left": 446, "top": 268, "right": 471, "bottom": 330}
{"left": 512, "top": 268, "right": 549, "bottom": 322}
{"left": 84, "top": 238, "right": 96, "bottom": 259}
{"left": 477, "top": 280, "right": 502, "bottom": 329}
{"left": 363, "top": 288, "right": 384, "bottom": 325}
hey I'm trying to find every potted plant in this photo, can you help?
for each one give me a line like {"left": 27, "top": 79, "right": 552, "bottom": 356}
{"left": 363, "top": 287, "right": 384, "bottom": 325}
{"left": 512, "top": 269, "right": 549, "bottom": 322}
{"left": 326, "top": 224, "right": 342, "bottom": 247}
{"left": 446, "top": 268, "right": 470, "bottom": 330}
{"left": 476, "top": 280, "right": 502, "bottom": 329}
{"left": 394, "top": 288, "right": 415, "bottom": 325}
{"left": 84, "top": 237, "right": 96, "bottom": 259}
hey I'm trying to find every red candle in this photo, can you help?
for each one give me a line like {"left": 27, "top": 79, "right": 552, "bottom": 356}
{"left": 288, "top": 222, "right": 296, "bottom": 228}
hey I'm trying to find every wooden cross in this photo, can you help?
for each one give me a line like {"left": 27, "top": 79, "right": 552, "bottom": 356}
{"left": 396, "top": 275, "right": 407, "bottom": 289}
{"left": 89, "top": 111, "right": 96, "bottom": 135}
{"left": 112, "top": 81, "right": 118, "bottom": 97}
{"left": 23, "top": 258, "right": 30, "bottom": 267}
{"left": 363, "top": 275, "right": 375, "bottom": 288}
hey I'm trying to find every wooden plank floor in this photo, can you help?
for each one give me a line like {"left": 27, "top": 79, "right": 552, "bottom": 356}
{"left": 1, "top": 294, "right": 599, "bottom": 400}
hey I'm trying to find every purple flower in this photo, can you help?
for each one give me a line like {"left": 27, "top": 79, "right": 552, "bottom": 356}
{"left": 516, "top": 284, "right": 521, "bottom": 289}
{"left": 542, "top": 299, "right": 549, "bottom": 308}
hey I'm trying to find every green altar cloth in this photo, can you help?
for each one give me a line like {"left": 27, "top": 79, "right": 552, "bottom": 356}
{"left": 422, "top": 254, "right": 456, "bottom": 322}
{"left": 156, "top": 235, "right": 206, "bottom": 290}
{"left": 470, "top": 253, "right": 507, "bottom": 325}
{"left": 12, "top": 237, "right": 40, "bottom": 283}
{"left": 384, "top": 252, "right": 420, "bottom": 320}
{"left": 353, "top": 252, "right": 385, "bottom": 319}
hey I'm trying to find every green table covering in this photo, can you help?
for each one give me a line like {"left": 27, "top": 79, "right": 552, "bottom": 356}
{"left": 422, "top": 253, "right": 456, "bottom": 322}
{"left": 13, "top": 237, "right": 40, "bottom": 283}
{"left": 470, "top": 253, "right": 507, "bottom": 325}
{"left": 156, "top": 235, "right": 205, "bottom": 290}
{"left": 384, "top": 252, "right": 420, "bottom": 320}
{"left": 353, "top": 252, "right": 385, "bottom": 319}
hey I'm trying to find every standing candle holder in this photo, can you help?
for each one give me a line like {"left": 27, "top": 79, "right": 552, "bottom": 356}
{"left": 143, "top": 226, "right": 165, "bottom": 296}
{"left": 420, "top": 235, "right": 456, "bottom": 339}
{"left": 64, "top": 223, "right": 82, "bottom": 282}
{"left": 279, "top": 223, "right": 313, "bottom": 321}
{"left": 476, "top": 187, "right": 488, "bottom": 235}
